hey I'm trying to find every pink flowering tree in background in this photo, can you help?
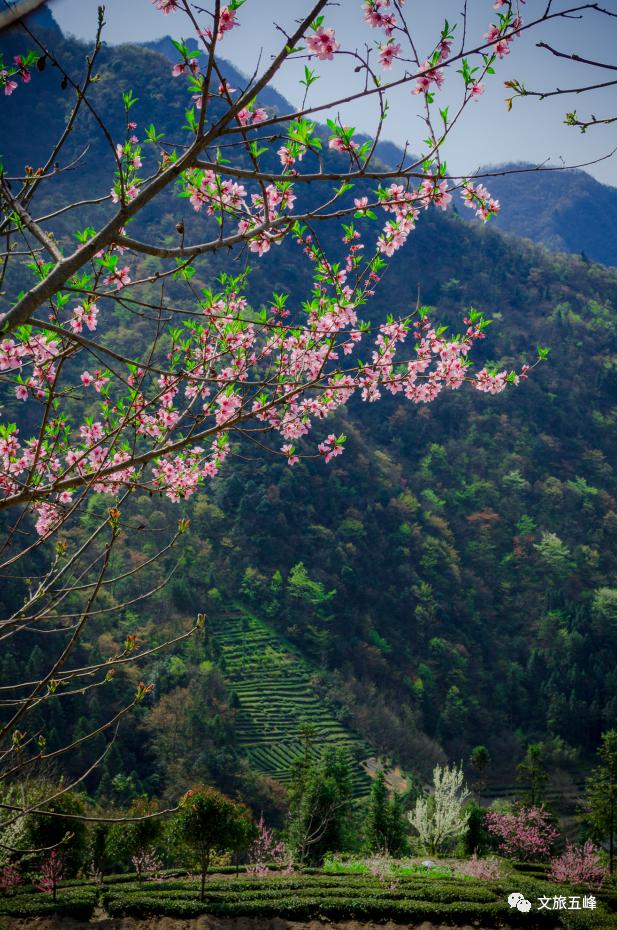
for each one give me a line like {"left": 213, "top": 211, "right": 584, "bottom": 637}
{"left": 131, "top": 847, "right": 163, "bottom": 883}
{"left": 35, "top": 849, "right": 63, "bottom": 901}
{"left": 485, "top": 806, "right": 559, "bottom": 861}
{"left": 0, "top": 863, "right": 22, "bottom": 895}
{"left": 0, "top": 0, "right": 608, "bottom": 831}
{"left": 548, "top": 840, "right": 608, "bottom": 887}
{"left": 247, "top": 814, "right": 289, "bottom": 876}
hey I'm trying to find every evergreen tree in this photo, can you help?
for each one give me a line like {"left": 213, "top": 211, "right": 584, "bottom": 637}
{"left": 585, "top": 730, "right": 617, "bottom": 874}
{"left": 366, "top": 770, "right": 389, "bottom": 853}
{"left": 365, "top": 769, "right": 407, "bottom": 856}
{"left": 287, "top": 748, "right": 353, "bottom": 864}
{"left": 516, "top": 743, "right": 549, "bottom": 806}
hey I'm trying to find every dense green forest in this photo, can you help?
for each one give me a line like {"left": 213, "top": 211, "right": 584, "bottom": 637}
{"left": 1, "top": 14, "right": 617, "bottom": 820}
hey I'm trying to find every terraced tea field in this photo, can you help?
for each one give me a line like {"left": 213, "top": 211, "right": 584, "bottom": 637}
{"left": 208, "top": 613, "right": 374, "bottom": 797}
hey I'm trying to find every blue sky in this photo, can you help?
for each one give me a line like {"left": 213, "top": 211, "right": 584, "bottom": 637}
{"left": 48, "top": 0, "right": 617, "bottom": 187}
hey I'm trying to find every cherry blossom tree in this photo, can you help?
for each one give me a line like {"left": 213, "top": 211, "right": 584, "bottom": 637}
{"left": 485, "top": 805, "right": 559, "bottom": 861}
{"left": 0, "top": 0, "right": 595, "bottom": 837}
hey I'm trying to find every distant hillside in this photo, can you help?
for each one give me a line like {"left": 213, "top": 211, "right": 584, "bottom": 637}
{"left": 475, "top": 162, "right": 617, "bottom": 268}
{"left": 142, "top": 36, "right": 293, "bottom": 115}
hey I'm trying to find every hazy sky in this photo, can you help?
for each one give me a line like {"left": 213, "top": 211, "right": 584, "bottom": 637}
{"left": 47, "top": 0, "right": 617, "bottom": 187}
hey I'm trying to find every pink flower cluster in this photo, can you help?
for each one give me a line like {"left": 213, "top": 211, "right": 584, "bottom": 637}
{"left": 484, "top": 12, "right": 524, "bottom": 60}
{"left": 172, "top": 57, "right": 199, "bottom": 78}
{"left": 151, "top": 0, "right": 179, "bottom": 13}
{"left": 413, "top": 59, "right": 445, "bottom": 96}
{"left": 70, "top": 302, "right": 99, "bottom": 334}
{"left": 131, "top": 847, "right": 162, "bottom": 882}
{"left": 110, "top": 136, "right": 142, "bottom": 206}
{"left": 456, "top": 854, "right": 502, "bottom": 880}
{"left": 363, "top": 0, "right": 399, "bottom": 37}
{"left": 548, "top": 840, "right": 607, "bottom": 887}
{"left": 247, "top": 815, "right": 289, "bottom": 876}
{"left": 461, "top": 181, "right": 500, "bottom": 222}
{"left": 0, "top": 864, "right": 22, "bottom": 894}
{"left": 306, "top": 27, "right": 340, "bottom": 61}
{"left": 36, "top": 851, "right": 63, "bottom": 897}
{"left": 378, "top": 41, "right": 401, "bottom": 70}
{"left": 485, "top": 806, "right": 559, "bottom": 861}
{"left": 1, "top": 55, "right": 32, "bottom": 96}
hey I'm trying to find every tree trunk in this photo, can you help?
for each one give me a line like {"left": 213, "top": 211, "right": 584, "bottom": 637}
{"left": 610, "top": 802, "right": 614, "bottom": 875}
{"left": 200, "top": 850, "right": 210, "bottom": 901}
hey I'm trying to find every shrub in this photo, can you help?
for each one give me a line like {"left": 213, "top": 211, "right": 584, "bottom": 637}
{"left": 35, "top": 851, "right": 63, "bottom": 902}
{"left": 0, "top": 865, "right": 21, "bottom": 895}
{"left": 455, "top": 854, "right": 502, "bottom": 880}
{"left": 548, "top": 840, "right": 608, "bottom": 887}
{"left": 484, "top": 806, "right": 559, "bottom": 861}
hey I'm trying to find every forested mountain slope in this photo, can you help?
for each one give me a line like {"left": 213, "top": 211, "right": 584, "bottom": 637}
{"left": 474, "top": 163, "right": 617, "bottom": 268}
{"left": 1, "top": 19, "right": 617, "bottom": 810}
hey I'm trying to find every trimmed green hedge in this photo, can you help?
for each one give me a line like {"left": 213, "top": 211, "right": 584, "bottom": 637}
{"left": 3, "top": 868, "right": 615, "bottom": 927}
{"left": 102, "top": 890, "right": 560, "bottom": 925}
{"left": 0, "top": 886, "right": 96, "bottom": 919}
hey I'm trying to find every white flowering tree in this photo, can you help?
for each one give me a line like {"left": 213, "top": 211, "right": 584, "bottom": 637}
{"left": 408, "top": 763, "right": 470, "bottom": 855}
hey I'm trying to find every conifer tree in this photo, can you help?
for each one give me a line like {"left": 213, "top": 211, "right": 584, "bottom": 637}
{"left": 585, "top": 730, "right": 617, "bottom": 874}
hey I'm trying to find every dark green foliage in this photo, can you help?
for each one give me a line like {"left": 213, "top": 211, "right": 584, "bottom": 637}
{"left": 175, "top": 786, "right": 254, "bottom": 899}
{"left": 365, "top": 770, "right": 407, "bottom": 855}
{"left": 21, "top": 791, "right": 88, "bottom": 877}
{"left": 287, "top": 748, "right": 354, "bottom": 864}
{"left": 517, "top": 744, "right": 550, "bottom": 806}
{"left": 585, "top": 730, "right": 617, "bottom": 873}
{"left": 0, "top": 886, "right": 96, "bottom": 920}
{"left": 463, "top": 802, "right": 492, "bottom": 857}
{"left": 105, "top": 797, "right": 163, "bottom": 874}
{"left": 95, "top": 873, "right": 608, "bottom": 926}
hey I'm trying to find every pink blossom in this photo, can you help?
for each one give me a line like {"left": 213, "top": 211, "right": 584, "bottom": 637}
{"left": 363, "top": 1, "right": 397, "bottom": 36}
{"left": 218, "top": 6, "right": 238, "bottom": 36}
{"left": 413, "top": 60, "right": 444, "bottom": 95}
{"left": 215, "top": 392, "right": 242, "bottom": 425}
{"left": 172, "top": 58, "right": 199, "bottom": 77}
{"left": 485, "top": 806, "right": 559, "bottom": 860}
{"left": 251, "top": 107, "right": 268, "bottom": 124}
{"left": 80, "top": 371, "right": 94, "bottom": 387}
{"left": 13, "top": 56, "right": 31, "bottom": 83}
{"left": 548, "top": 841, "right": 607, "bottom": 887}
{"left": 151, "top": 0, "right": 179, "bottom": 13}
{"left": 104, "top": 266, "right": 131, "bottom": 289}
{"left": 0, "top": 864, "right": 22, "bottom": 894}
{"left": 438, "top": 38, "right": 452, "bottom": 61}
{"left": 317, "top": 433, "right": 344, "bottom": 463}
{"left": 36, "top": 850, "right": 64, "bottom": 899}
{"left": 248, "top": 816, "right": 289, "bottom": 876}
{"left": 306, "top": 27, "right": 340, "bottom": 61}
{"left": 281, "top": 444, "right": 299, "bottom": 466}
{"left": 1, "top": 71, "right": 18, "bottom": 95}
{"left": 470, "top": 82, "right": 485, "bottom": 100}
{"left": 379, "top": 42, "right": 401, "bottom": 70}
{"left": 15, "top": 384, "right": 28, "bottom": 401}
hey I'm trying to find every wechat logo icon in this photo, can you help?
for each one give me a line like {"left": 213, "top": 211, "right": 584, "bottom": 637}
{"left": 508, "top": 892, "right": 532, "bottom": 912}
